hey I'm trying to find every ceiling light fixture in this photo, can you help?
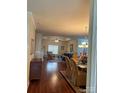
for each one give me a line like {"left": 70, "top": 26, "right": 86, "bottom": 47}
{"left": 79, "top": 41, "right": 88, "bottom": 48}
{"left": 55, "top": 39, "right": 59, "bottom": 43}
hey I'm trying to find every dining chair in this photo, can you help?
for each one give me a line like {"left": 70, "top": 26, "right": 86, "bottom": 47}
{"left": 63, "top": 56, "right": 72, "bottom": 79}
{"left": 65, "top": 56, "right": 74, "bottom": 79}
{"left": 71, "top": 58, "right": 86, "bottom": 87}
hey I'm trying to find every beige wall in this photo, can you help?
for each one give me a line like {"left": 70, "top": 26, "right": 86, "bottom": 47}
{"left": 42, "top": 39, "right": 78, "bottom": 55}
{"left": 42, "top": 39, "right": 68, "bottom": 55}
{"left": 27, "top": 12, "right": 36, "bottom": 85}
{"left": 35, "top": 32, "right": 43, "bottom": 59}
{"left": 67, "top": 39, "right": 78, "bottom": 53}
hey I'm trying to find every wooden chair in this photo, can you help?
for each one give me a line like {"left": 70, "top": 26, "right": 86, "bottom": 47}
{"left": 63, "top": 56, "right": 72, "bottom": 79}
{"left": 47, "top": 52, "right": 54, "bottom": 60}
{"left": 71, "top": 58, "right": 86, "bottom": 87}
{"left": 64, "top": 56, "right": 76, "bottom": 84}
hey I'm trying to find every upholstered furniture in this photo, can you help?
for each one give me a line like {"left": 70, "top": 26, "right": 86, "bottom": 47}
{"left": 62, "top": 53, "right": 73, "bottom": 61}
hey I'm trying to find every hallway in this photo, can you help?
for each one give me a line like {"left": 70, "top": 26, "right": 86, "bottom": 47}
{"left": 28, "top": 61, "right": 75, "bottom": 93}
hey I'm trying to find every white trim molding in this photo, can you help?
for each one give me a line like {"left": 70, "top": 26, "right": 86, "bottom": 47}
{"left": 86, "top": 0, "right": 97, "bottom": 93}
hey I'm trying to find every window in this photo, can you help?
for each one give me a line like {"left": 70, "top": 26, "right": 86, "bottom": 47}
{"left": 48, "top": 45, "right": 59, "bottom": 54}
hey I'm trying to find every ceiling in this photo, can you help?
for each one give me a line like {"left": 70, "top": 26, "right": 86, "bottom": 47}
{"left": 42, "top": 36, "right": 71, "bottom": 41}
{"left": 27, "top": 0, "right": 90, "bottom": 37}
{"left": 42, "top": 35, "right": 88, "bottom": 42}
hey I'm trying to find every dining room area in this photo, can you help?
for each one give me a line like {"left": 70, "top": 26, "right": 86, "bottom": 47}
{"left": 41, "top": 35, "right": 89, "bottom": 93}
{"left": 60, "top": 43, "right": 88, "bottom": 93}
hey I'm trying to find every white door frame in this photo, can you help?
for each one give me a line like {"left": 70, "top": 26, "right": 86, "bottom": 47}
{"left": 86, "top": 0, "right": 97, "bottom": 93}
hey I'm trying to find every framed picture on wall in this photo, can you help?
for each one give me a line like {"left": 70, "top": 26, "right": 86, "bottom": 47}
{"left": 70, "top": 44, "right": 73, "bottom": 52}
{"left": 61, "top": 46, "right": 64, "bottom": 50}
{"left": 30, "top": 39, "right": 35, "bottom": 55}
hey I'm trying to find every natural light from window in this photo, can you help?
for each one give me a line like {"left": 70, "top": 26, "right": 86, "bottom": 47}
{"left": 48, "top": 45, "right": 59, "bottom": 54}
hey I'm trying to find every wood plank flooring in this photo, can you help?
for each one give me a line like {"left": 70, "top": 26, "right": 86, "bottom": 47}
{"left": 28, "top": 60, "right": 75, "bottom": 93}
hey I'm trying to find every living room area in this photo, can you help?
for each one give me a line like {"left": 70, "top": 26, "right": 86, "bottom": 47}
{"left": 36, "top": 35, "right": 88, "bottom": 62}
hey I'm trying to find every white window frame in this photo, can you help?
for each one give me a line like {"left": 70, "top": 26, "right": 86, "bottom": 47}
{"left": 48, "top": 45, "right": 59, "bottom": 54}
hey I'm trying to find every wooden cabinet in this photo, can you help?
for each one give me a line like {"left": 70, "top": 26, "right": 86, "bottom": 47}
{"left": 29, "top": 59, "right": 42, "bottom": 81}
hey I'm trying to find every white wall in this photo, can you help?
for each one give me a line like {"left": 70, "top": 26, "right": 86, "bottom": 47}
{"left": 27, "top": 12, "right": 36, "bottom": 85}
{"left": 42, "top": 39, "right": 68, "bottom": 55}
{"left": 42, "top": 39, "right": 78, "bottom": 56}
{"left": 67, "top": 39, "right": 78, "bottom": 53}
{"left": 35, "top": 32, "right": 43, "bottom": 60}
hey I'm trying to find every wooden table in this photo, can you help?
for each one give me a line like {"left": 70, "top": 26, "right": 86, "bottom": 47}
{"left": 73, "top": 58, "right": 87, "bottom": 67}
{"left": 77, "top": 64, "right": 87, "bottom": 72}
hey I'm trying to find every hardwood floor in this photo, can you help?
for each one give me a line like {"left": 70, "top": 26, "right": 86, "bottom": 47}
{"left": 28, "top": 60, "right": 75, "bottom": 93}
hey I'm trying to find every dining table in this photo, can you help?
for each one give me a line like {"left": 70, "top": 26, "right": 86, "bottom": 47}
{"left": 73, "top": 58, "right": 87, "bottom": 72}
{"left": 77, "top": 64, "right": 87, "bottom": 69}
